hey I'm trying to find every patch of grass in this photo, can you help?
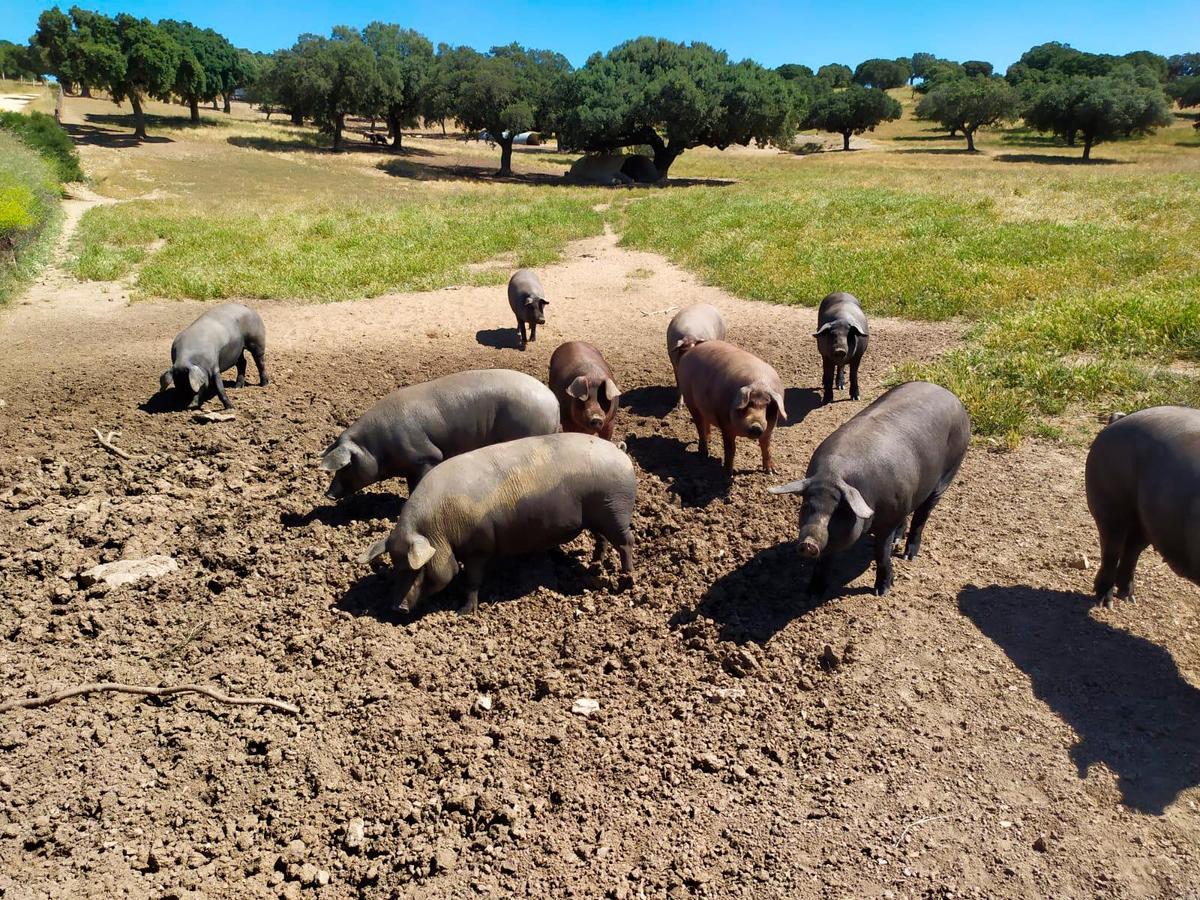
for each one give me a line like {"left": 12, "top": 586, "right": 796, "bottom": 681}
{"left": 0, "top": 110, "right": 84, "bottom": 182}
{"left": 71, "top": 190, "right": 604, "bottom": 301}
{"left": 0, "top": 129, "right": 62, "bottom": 303}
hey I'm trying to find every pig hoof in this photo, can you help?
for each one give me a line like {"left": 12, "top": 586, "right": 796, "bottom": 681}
{"left": 456, "top": 601, "right": 479, "bottom": 616}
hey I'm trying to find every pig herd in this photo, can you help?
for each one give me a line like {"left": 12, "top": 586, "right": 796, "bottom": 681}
{"left": 156, "top": 271, "right": 1200, "bottom": 617}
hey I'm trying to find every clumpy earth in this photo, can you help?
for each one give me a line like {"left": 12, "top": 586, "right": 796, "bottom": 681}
{"left": 1, "top": 229, "right": 1198, "bottom": 899}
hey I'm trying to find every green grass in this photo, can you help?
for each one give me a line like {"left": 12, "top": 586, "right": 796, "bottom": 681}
{"left": 0, "top": 129, "right": 62, "bottom": 304}
{"left": 0, "top": 110, "right": 84, "bottom": 183}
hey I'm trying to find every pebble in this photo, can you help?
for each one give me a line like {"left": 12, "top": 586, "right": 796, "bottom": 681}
{"left": 571, "top": 697, "right": 600, "bottom": 717}
{"left": 344, "top": 818, "right": 365, "bottom": 852}
{"left": 432, "top": 847, "right": 457, "bottom": 873}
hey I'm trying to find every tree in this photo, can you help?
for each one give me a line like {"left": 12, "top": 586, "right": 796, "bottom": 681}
{"left": 109, "top": 14, "right": 183, "bottom": 139}
{"left": 1168, "top": 53, "right": 1200, "bottom": 80}
{"left": 776, "top": 63, "right": 814, "bottom": 81}
{"left": 282, "top": 28, "right": 380, "bottom": 150}
{"left": 1169, "top": 76, "right": 1200, "bottom": 108}
{"left": 915, "top": 76, "right": 1017, "bottom": 150}
{"left": 559, "top": 38, "right": 793, "bottom": 178}
{"left": 817, "top": 63, "right": 852, "bottom": 88}
{"left": 158, "top": 21, "right": 234, "bottom": 122}
{"left": 1023, "top": 71, "right": 1172, "bottom": 159}
{"left": 910, "top": 52, "right": 936, "bottom": 84}
{"left": 33, "top": 7, "right": 81, "bottom": 93}
{"left": 962, "top": 60, "right": 993, "bottom": 78}
{"left": 0, "top": 41, "right": 42, "bottom": 81}
{"left": 422, "top": 43, "right": 476, "bottom": 135}
{"left": 363, "top": 23, "right": 434, "bottom": 149}
{"left": 852, "top": 58, "right": 908, "bottom": 90}
{"left": 913, "top": 59, "right": 964, "bottom": 95}
{"left": 33, "top": 6, "right": 124, "bottom": 96}
{"left": 805, "top": 84, "right": 901, "bottom": 150}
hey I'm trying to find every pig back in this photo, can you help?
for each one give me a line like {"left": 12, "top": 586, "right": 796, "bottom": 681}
{"left": 549, "top": 342, "right": 614, "bottom": 392}
{"left": 667, "top": 304, "right": 727, "bottom": 366}
{"left": 173, "top": 303, "right": 259, "bottom": 371}
{"left": 817, "top": 292, "right": 868, "bottom": 333}
{"left": 676, "top": 340, "right": 780, "bottom": 414}
{"left": 508, "top": 270, "right": 544, "bottom": 308}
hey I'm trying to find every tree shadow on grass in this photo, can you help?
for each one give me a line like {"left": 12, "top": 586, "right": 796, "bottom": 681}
{"left": 377, "top": 157, "right": 736, "bottom": 188}
{"left": 624, "top": 434, "right": 729, "bottom": 508}
{"left": 995, "top": 153, "right": 1129, "bottom": 165}
{"left": 671, "top": 539, "right": 873, "bottom": 644}
{"left": 895, "top": 148, "right": 976, "bottom": 156}
{"left": 475, "top": 328, "right": 523, "bottom": 350}
{"left": 999, "top": 131, "right": 1064, "bottom": 147}
{"left": 958, "top": 584, "right": 1200, "bottom": 815}
{"left": 337, "top": 546, "right": 597, "bottom": 623}
{"left": 892, "top": 134, "right": 957, "bottom": 142}
{"left": 65, "top": 121, "right": 173, "bottom": 148}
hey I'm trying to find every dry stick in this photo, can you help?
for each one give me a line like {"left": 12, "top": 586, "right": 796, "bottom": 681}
{"left": 0, "top": 682, "right": 300, "bottom": 715}
{"left": 640, "top": 305, "right": 679, "bottom": 317}
{"left": 893, "top": 813, "right": 950, "bottom": 848}
{"left": 92, "top": 428, "right": 133, "bottom": 460}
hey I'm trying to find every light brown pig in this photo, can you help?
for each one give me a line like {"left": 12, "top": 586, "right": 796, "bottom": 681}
{"left": 548, "top": 341, "right": 621, "bottom": 440}
{"left": 676, "top": 340, "right": 787, "bottom": 475}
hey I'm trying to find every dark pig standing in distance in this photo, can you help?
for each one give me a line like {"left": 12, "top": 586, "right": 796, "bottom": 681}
{"left": 362, "top": 432, "right": 637, "bottom": 615}
{"left": 1085, "top": 406, "right": 1200, "bottom": 607}
{"left": 159, "top": 302, "right": 268, "bottom": 409}
{"left": 508, "top": 269, "right": 549, "bottom": 346}
{"left": 768, "top": 381, "right": 969, "bottom": 597}
{"left": 676, "top": 340, "right": 786, "bottom": 475}
{"left": 548, "top": 341, "right": 621, "bottom": 440}
{"left": 814, "top": 291, "right": 869, "bottom": 404}
{"left": 321, "top": 369, "right": 559, "bottom": 500}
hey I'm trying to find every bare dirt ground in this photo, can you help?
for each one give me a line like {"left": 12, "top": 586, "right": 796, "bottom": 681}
{"left": 1, "top": 136, "right": 1199, "bottom": 899}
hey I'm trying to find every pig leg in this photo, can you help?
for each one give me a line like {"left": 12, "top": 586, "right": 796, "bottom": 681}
{"left": 721, "top": 428, "right": 737, "bottom": 475}
{"left": 899, "top": 488, "right": 946, "bottom": 560}
{"left": 529, "top": 321, "right": 537, "bottom": 342}
{"left": 1113, "top": 527, "right": 1148, "bottom": 604}
{"left": 234, "top": 353, "right": 247, "bottom": 388}
{"left": 849, "top": 359, "right": 861, "bottom": 401}
{"left": 517, "top": 321, "right": 527, "bottom": 345}
{"left": 873, "top": 522, "right": 904, "bottom": 596}
{"left": 458, "top": 558, "right": 486, "bottom": 615}
{"left": 687, "top": 404, "right": 709, "bottom": 457}
{"left": 1093, "top": 526, "right": 1126, "bottom": 608}
{"left": 212, "top": 374, "right": 233, "bottom": 410}
{"left": 835, "top": 365, "right": 846, "bottom": 391}
{"left": 822, "top": 359, "right": 835, "bottom": 405}
{"left": 250, "top": 345, "right": 269, "bottom": 386}
{"left": 758, "top": 430, "right": 776, "bottom": 475}
{"left": 807, "top": 555, "right": 832, "bottom": 598}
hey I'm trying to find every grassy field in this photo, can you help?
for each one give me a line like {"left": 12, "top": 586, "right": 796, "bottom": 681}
{"left": 61, "top": 91, "right": 1200, "bottom": 441}
{"left": 0, "top": 128, "right": 62, "bottom": 304}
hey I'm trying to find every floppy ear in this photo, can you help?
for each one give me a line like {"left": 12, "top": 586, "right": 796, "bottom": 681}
{"left": 187, "top": 365, "right": 206, "bottom": 393}
{"left": 734, "top": 385, "right": 753, "bottom": 409}
{"left": 813, "top": 322, "right": 834, "bottom": 337}
{"left": 768, "top": 478, "right": 812, "bottom": 495}
{"left": 603, "top": 378, "right": 621, "bottom": 403}
{"left": 361, "top": 539, "right": 388, "bottom": 564}
{"left": 540, "top": 298, "right": 549, "bottom": 306}
{"left": 849, "top": 323, "right": 867, "bottom": 337}
{"left": 321, "top": 443, "right": 353, "bottom": 472}
{"left": 406, "top": 534, "right": 436, "bottom": 570}
{"left": 566, "top": 375, "right": 590, "bottom": 402}
{"left": 839, "top": 481, "right": 874, "bottom": 520}
{"left": 769, "top": 389, "right": 787, "bottom": 422}
{"left": 159, "top": 369, "right": 175, "bottom": 392}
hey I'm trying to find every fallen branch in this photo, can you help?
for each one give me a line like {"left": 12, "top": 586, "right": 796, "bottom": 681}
{"left": 0, "top": 682, "right": 300, "bottom": 715}
{"left": 92, "top": 428, "right": 133, "bottom": 460}
{"left": 194, "top": 410, "right": 236, "bottom": 424}
{"left": 640, "top": 305, "right": 679, "bottom": 317}
{"left": 893, "top": 813, "right": 950, "bottom": 848}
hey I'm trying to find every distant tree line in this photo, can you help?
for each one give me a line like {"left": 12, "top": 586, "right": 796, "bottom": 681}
{"left": 18, "top": 7, "right": 1200, "bottom": 168}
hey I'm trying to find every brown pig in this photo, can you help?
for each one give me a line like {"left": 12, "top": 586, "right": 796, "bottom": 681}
{"left": 676, "top": 340, "right": 787, "bottom": 475}
{"left": 549, "top": 341, "right": 621, "bottom": 440}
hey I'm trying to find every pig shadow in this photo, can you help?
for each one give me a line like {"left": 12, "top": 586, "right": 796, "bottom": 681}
{"left": 337, "top": 547, "right": 597, "bottom": 622}
{"left": 280, "top": 492, "right": 402, "bottom": 528}
{"left": 958, "top": 584, "right": 1200, "bottom": 815}
{"left": 778, "top": 388, "right": 822, "bottom": 428}
{"left": 674, "top": 540, "right": 873, "bottom": 644}
{"left": 138, "top": 379, "right": 251, "bottom": 415}
{"left": 475, "top": 328, "right": 524, "bottom": 351}
{"left": 624, "top": 434, "right": 728, "bottom": 508}
{"left": 620, "top": 386, "right": 677, "bottom": 419}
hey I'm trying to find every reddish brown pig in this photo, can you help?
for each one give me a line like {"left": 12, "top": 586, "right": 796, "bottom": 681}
{"left": 548, "top": 341, "right": 621, "bottom": 440}
{"left": 676, "top": 340, "right": 787, "bottom": 475}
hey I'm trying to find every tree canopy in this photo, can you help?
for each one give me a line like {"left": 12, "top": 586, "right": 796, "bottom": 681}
{"left": 962, "top": 60, "right": 993, "bottom": 78}
{"left": 816, "top": 63, "right": 852, "bottom": 88}
{"left": 1022, "top": 70, "right": 1172, "bottom": 158}
{"left": 0, "top": 40, "right": 43, "bottom": 81}
{"left": 852, "top": 58, "right": 910, "bottom": 90}
{"left": 1169, "top": 76, "right": 1200, "bottom": 109}
{"left": 283, "top": 28, "right": 381, "bottom": 151}
{"left": 805, "top": 84, "right": 901, "bottom": 150}
{"left": 910, "top": 52, "right": 937, "bottom": 84}
{"left": 363, "top": 22, "right": 434, "bottom": 149}
{"left": 916, "top": 75, "right": 1018, "bottom": 150}
{"left": 157, "top": 20, "right": 237, "bottom": 122}
{"left": 559, "top": 37, "right": 793, "bottom": 177}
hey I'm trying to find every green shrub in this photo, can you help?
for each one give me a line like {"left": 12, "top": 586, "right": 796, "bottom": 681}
{"left": 0, "top": 110, "right": 84, "bottom": 184}
{"left": 0, "top": 129, "right": 61, "bottom": 303}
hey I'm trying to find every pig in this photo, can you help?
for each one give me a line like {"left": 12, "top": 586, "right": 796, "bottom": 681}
{"left": 768, "top": 381, "right": 969, "bottom": 597}
{"left": 548, "top": 341, "right": 621, "bottom": 440}
{"left": 321, "top": 369, "right": 559, "bottom": 500}
{"left": 362, "top": 432, "right": 637, "bottom": 615}
{"left": 158, "top": 303, "right": 268, "bottom": 409}
{"left": 666, "top": 303, "right": 727, "bottom": 379}
{"left": 1085, "top": 406, "right": 1200, "bottom": 608}
{"left": 507, "top": 269, "right": 549, "bottom": 346}
{"left": 675, "top": 340, "right": 787, "bottom": 475}
{"left": 813, "top": 291, "right": 869, "bottom": 404}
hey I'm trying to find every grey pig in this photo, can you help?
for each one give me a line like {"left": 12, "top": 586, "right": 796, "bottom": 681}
{"left": 159, "top": 302, "right": 268, "bottom": 409}
{"left": 1086, "top": 406, "right": 1200, "bottom": 607}
{"left": 362, "top": 432, "right": 637, "bottom": 615}
{"left": 813, "top": 291, "right": 869, "bottom": 404}
{"left": 321, "top": 369, "right": 559, "bottom": 500}
{"left": 769, "top": 381, "right": 969, "bottom": 597}
{"left": 666, "top": 303, "right": 727, "bottom": 375}
{"left": 508, "top": 269, "right": 549, "bottom": 346}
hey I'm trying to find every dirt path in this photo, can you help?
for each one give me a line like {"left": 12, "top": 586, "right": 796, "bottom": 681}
{"left": 1, "top": 211, "right": 1198, "bottom": 898}
{"left": 0, "top": 94, "right": 36, "bottom": 113}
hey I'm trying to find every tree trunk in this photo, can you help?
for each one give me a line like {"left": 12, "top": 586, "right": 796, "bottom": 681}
{"left": 130, "top": 93, "right": 146, "bottom": 140}
{"left": 80, "top": 83, "right": 91, "bottom": 98}
{"left": 1082, "top": 135, "right": 1093, "bottom": 160}
{"left": 212, "top": 98, "right": 219, "bottom": 110}
{"left": 1066, "top": 129, "right": 1076, "bottom": 146}
{"left": 948, "top": 126, "right": 957, "bottom": 137}
{"left": 965, "top": 128, "right": 976, "bottom": 152}
{"left": 333, "top": 112, "right": 344, "bottom": 152}
{"left": 223, "top": 93, "right": 231, "bottom": 114}
{"left": 388, "top": 112, "right": 402, "bottom": 150}
{"left": 440, "top": 120, "right": 446, "bottom": 136}
{"left": 842, "top": 131, "right": 851, "bottom": 151}
{"left": 290, "top": 109, "right": 303, "bottom": 125}
{"left": 497, "top": 137, "right": 514, "bottom": 175}
{"left": 189, "top": 98, "right": 199, "bottom": 124}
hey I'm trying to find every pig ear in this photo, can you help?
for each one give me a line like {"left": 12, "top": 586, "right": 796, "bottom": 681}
{"left": 406, "top": 534, "right": 436, "bottom": 570}
{"left": 603, "top": 378, "right": 621, "bottom": 402}
{"left": 734, "top": 385, "right": 753, "bottom": 409}
{"left": 813, "top": 323, "right": 834, "bottom": 337}
{"left": 159, "top": 369, "right": 175, "bottom": 391}
{"left": 769, "top": 389, "right": 787, "bottom": 422}
{"left": 187, "top": 366, "right": 206, "bottom": 393}
{"left": 321, "top": 444, "right": 353, "bottom": 472}
{"left": 566, "top": 376, "right": 590, "bottom": 402}
{"left": 361, "top": 539, "right": 388, "bottom": 564}
{"left": 768, "top": 478, "right": 812, "bottom": 496}
{"left": 839, "top": 481, "right": 874, "bottom": 520}
{"left": 849, "top": 323, "right": 867, "bottom": 337}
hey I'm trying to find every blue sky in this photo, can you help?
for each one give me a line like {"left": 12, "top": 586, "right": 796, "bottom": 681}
{"left": 3, "top": 0, "right": 1196, "bottom": 71}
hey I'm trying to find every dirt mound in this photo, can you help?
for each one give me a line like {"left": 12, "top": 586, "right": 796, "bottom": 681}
{"left": 0, "top": 232, "right": 1197, "bottom": 898}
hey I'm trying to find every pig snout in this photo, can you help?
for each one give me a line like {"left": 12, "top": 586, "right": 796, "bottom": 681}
{"left": 832, "top": 346, "right": 848, "bottom": 361}
{"left": 747, "top": 421, "right": 765, "bottom": 438}
{"left": 798, "top": 538, "right": 821, "bottom": 558}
